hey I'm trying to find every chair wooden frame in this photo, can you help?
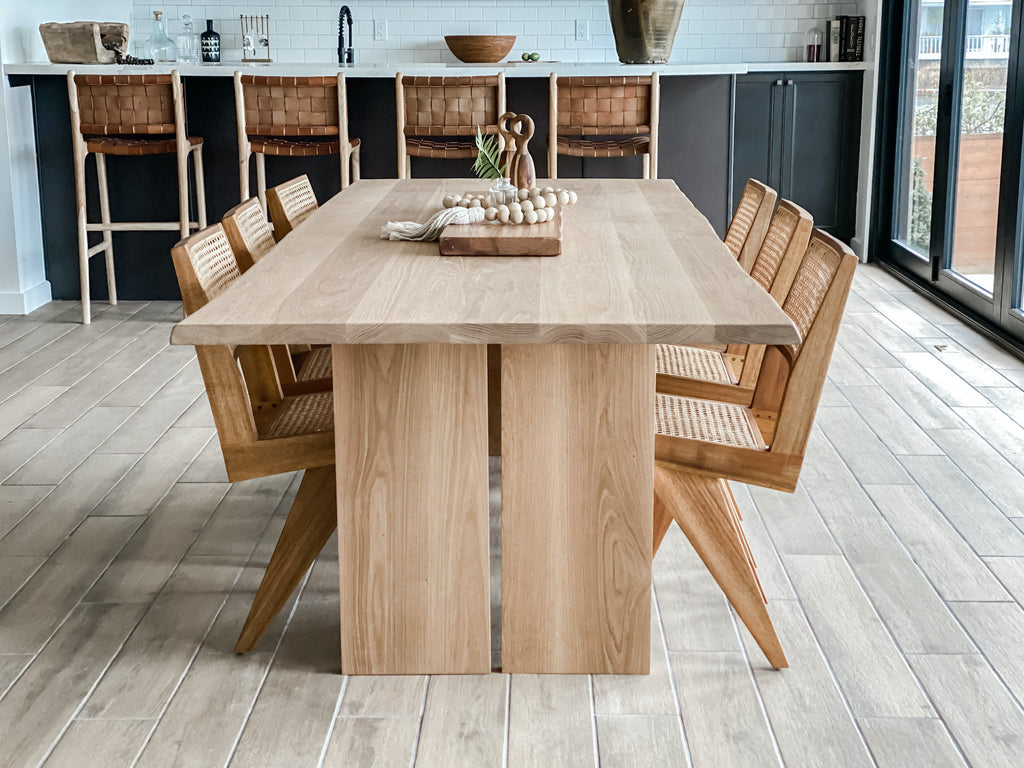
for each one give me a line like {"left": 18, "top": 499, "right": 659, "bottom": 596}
{"left": 726, "top": 179, "right": 779, "bottom": 273}
{"left": 234, "top": 72, "right": 360, "bottom": 208}
{"left": 171, "top": 222, "right": 337, "bottom": 653}
{"left": 68, "top": 70, "right": 207, "bottom": 324}
{"left": 548, "top": 73, "right": 660, "bottom": 180}
{"left": 266, "top": 175, "right": 319, "bottom": 239}
{"left": 652, "top": 230, "right": 858, "bottom": 669}
{"left": 395, "top": 73, "right": 507, "bottom": 179}
{"left": 656, "top": 200, "right": 814, "bottom": 406}
{"left": 221, "top": 195, "right": 332, "bottom": 394}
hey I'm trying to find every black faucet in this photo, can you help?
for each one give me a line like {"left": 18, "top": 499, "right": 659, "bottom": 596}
{"left": 338, "top": 6, "right": 354, "bottom": 64}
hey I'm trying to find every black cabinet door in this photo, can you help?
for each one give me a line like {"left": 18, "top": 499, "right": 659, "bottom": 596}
{"left": 782, "top": 73, "right": 862, "bottom": 240}
{"left": 732, "top": 74, "right": 786, "bottom": 205}
{"left": 732, "top": 72, "right": 862, "bottom": 243}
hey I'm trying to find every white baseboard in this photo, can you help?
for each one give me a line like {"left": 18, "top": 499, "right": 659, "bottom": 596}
{"left": 0, "top": 281, "right": 52, "bottom": 314}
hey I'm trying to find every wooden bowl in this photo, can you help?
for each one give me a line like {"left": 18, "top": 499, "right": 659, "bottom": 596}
{"left": 444, "top": 35, "right": 516, "bottom": 64}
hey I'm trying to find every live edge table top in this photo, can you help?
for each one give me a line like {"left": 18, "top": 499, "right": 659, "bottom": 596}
{"left": 169, "top": 178, "right": 799, "bottom": 347}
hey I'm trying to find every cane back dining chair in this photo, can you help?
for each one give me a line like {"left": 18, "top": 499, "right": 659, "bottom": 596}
{"left": 220, "top": 195, "right": 333, "bottom": 389}
{"left": 234, "top": 72, "right": 360, "bottom": 207}
{"left": 67, "top": 70, "right": 207, "bottom": 324}
{"left": 395, "top": 73, "right": 507, "bottom": 178}
{"left": 656, "top": 200, "right": 814, "bottom": 406}
{"left": 652, "top": 230, "right": 857, "bottom": 669}
{"left": 266, "top": 175, "right": 320, "bottom": 239}
{"left": 170, "top": 223, "right": 337, "bottom": 652}
{"left": 726, "top": 179, "right": 779, "bottom": 272}
{"left": 548, "top": 73, "right": 660, "bottom": 179}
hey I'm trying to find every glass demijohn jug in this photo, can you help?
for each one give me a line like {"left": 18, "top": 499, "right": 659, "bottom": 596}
{"left": 145, "top": 11, "right": 177, "bottom": 62}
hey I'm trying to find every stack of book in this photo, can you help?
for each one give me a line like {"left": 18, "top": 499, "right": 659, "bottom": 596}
{"left": 826, "top": 16, "right": 866, "bottom": 62}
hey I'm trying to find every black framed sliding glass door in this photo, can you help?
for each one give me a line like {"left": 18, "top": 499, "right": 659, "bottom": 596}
{"left": 876, "top": 0, "right": 1024, "bottom": 345}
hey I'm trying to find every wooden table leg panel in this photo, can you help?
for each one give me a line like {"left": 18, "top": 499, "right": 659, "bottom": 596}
{"left": 332, "top": 343, "right": 491, "bottom": 675}
{"left": 501, "top": 343, "right": 654, "bottom": 674}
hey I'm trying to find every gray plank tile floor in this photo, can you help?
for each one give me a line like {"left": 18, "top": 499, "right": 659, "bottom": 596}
{"left": 0, "top": 267, "right": 1023, "bottom": 766}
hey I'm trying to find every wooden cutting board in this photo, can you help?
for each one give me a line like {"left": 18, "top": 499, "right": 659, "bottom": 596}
{"left": 439, "top": 206, "right": 563, "bottom": 256}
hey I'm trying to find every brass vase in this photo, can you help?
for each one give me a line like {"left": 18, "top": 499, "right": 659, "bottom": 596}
{"left": 608, "top": 0, "right": 685, "bottom": 64}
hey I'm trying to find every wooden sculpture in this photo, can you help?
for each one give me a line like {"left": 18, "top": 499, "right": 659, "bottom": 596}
{"left": 508, "top": 115, "right": 537, "bottom": 191}
{"left": 498, "top": 111, "right": 517, "bottom": 178}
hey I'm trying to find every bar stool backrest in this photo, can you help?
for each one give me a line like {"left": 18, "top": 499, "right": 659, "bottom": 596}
{"left": 266, "top": 175, "right": 319, "bottom": 239}
{"left": 724, "top": 179, "right": 778, "bottom": 270}
{"left": 554, "top": 75, "right": 656, "bottom": 136}
{"left": 223, "top": 197, "right": 276, "bottom": 272}
{"left": 399, "top": 75, "right": 505, "bottom": 137}
{"left": 236, "top": 74, "right": 343, "bottom": 137}
{"left": 70, "top": 73, "right": 182, "bottom": 136}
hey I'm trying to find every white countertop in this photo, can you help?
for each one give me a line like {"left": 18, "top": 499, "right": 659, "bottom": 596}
{"left": 5, "top": 60, "right": 870, "bottom": 79}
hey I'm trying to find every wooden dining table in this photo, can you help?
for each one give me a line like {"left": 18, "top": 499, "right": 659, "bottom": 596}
{"left": 170, "top": 177, "right": 799, "bottom": 676}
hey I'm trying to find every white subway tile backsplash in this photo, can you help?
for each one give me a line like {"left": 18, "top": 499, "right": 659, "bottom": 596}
{"left": 133, "top": 0, "right": 864, "bottom": 64}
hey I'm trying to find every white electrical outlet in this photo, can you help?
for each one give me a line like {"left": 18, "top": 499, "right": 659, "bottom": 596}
{"left": 575, "top": 20, "right": 589, "bottom": 42}
{"left": 374, "top": 20, "right": 388, "bottom": 41}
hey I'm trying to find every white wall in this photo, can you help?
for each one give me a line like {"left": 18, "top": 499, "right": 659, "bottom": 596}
{"left": 131, "top": 0, "right": 862, "bottom": 66}
{"left": 0, "top": 1, "right": 132, "bottom": 313}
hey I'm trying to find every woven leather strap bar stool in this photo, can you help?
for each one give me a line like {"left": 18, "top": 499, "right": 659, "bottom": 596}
{"left": 67, "top": 70, "right": 207, "bottom": 324}
{"left": 234, "top": 73, "right": 361, "bottom": 207}
{"left": 395, "top": 73, "right": 507, "bottom": 178}
{"left": 548, "top": 73, "right": 660, "bottom": 179}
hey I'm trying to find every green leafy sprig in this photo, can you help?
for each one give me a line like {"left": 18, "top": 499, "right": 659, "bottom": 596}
{"left": 471, "top": 127, "right": 505, "bottom": 180}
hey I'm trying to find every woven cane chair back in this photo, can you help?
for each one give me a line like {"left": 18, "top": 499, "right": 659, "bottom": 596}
{"left": 266, "top": 175, "right": 319, "bottom": 239}
{"left": 223, "top": 197, "right": 276, "bottom": 272}
{"left": 724, "top": 180, "right": 778, "bottom": 267}
{"left": 170, "top": 224, "right": 240, "bottom": 315}
{"left": 400, "top": 75, "right": 503, "bottom": 137}
{"left": 71, "top": 73, "right": 178, "bottom": 135}
{"left": 754, "top": 229, "right": 857, "bottom": 460}
{"left": 555, "top": 76, "right": 654, "bottom": 136}
{"left": 748, "top": 200, "right": 814, "bottom": 304}
{"left": 238, "top": 75, "right": 340, "bottom": 136}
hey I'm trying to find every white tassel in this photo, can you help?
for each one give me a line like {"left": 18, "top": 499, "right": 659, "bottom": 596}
{"left": 380, "top": 206, "right": 486, "bottom": 242}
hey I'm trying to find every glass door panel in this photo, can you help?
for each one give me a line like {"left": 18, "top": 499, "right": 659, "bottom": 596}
{"left": 948, "top": 0, "right": 1011, "bottom": 293}
{"left": 895, "top": 0, "right": 942, "bottom": 258}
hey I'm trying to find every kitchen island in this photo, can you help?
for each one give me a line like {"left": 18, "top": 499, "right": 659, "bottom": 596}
{"left": 6, "top": 61, "right": 864, "bottom": 301}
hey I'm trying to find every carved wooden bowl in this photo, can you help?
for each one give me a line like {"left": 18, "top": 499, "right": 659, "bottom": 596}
{"left": 444, "top": 35, "right": 517, "bottom": 64}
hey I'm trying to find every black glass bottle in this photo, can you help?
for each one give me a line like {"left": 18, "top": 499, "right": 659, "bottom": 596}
{"left": 201, "top": 19, "right": 221, "bottom": 63}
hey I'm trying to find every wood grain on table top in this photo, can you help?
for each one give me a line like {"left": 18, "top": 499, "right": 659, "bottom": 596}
{"left": 170, "top": 179, "right": 800, "bottom": 346}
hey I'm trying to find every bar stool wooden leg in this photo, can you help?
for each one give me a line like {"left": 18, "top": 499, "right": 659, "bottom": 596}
{"left": 239, "top": 149, "right": 250, "bottom": 204}
{"left": 548, "top": 73, "right": 558, "bottom": 179}
{"left": 76, "top": 192, "right": 91, "bottom": 325}
{"left": 256, "top": 153, "right": 267, "bottom": 209}
{"left": 351, "top": 144, "right": 360, "bottom": 183}
{"left": 193, "top": 146, "right": 208, "bottom": 229}
{"left": 643, "top": 153, "right": 651, "bottom": 180}
{"left": 95, "top": 153, "right": 117, "bottom": 306}
{"left": 176, "top": 146, "right": 189, "bottom": 239}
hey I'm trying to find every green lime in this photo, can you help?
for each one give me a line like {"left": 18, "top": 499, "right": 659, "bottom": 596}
{"left": 521, "top": 51, "right": 530, "bottom": 61}
{"left": 530, "top": 52, "right": 541, "bottom": 61}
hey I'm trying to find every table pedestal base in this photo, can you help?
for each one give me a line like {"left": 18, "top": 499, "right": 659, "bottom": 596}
{"left": 500, "top": 344, "right": 654, "bottom": 674}
{"left": 332, "top": 343, "right": 491, "bottom": 675}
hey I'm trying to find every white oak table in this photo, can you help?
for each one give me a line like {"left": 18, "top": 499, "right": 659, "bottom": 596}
{"left": 171, "top": 178, "right": 799, "bottom": 675}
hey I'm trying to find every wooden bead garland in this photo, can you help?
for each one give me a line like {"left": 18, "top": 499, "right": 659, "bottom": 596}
{"left": 442, "top": 186, "right": 578, "bottom": 225}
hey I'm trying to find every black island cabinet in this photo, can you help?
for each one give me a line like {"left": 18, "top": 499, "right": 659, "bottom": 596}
{"left": 732, "top": 71, "right": 862, "bottom": 243}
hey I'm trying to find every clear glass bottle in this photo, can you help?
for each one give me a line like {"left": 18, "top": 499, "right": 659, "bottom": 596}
{"left": 806, "top": 28, "right": 822, "bottom": 63}
{"left": 201, "top": 20, "right": 221, "bottom": 64}
{"left": 489, "top": 177, "right": 517, "bottom": 207}
{"left": 145, "top": 11, "right": 178, "bottom": 62}
{"left": 177, "top": 15, "right": 200, "bottom": 65}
